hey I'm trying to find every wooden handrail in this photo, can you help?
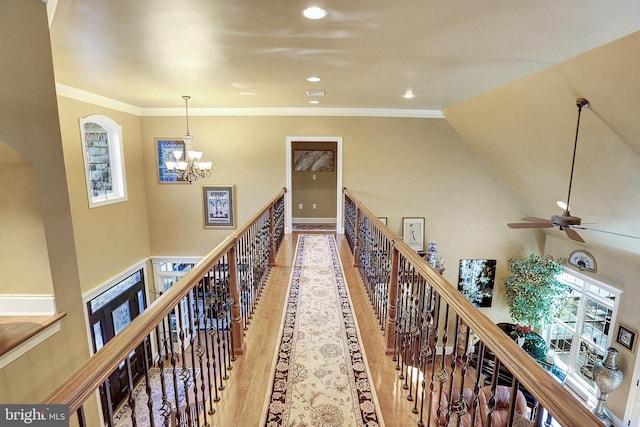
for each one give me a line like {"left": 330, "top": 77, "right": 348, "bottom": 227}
{"left": 43, "top": 187, "right": 287, "bottom": 414}
{"left": 343, "top": 188, "right": 603, "bottom": 426}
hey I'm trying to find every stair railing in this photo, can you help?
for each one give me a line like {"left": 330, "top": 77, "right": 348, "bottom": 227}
{"left": 344, "top": 188, "right": 602, "bottom": 427}
{"left": 43, "top": 188, "right": 286, "bottom": 427}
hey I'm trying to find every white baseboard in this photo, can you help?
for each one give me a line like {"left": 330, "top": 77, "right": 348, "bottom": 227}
{"left": 292, "top": 217, "right": 336, "bottom": 224}
{"left": 0, "top": 294, "right": 56, "bottom": 315}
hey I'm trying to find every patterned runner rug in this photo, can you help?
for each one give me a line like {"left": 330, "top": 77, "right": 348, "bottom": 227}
{"left": 262, "top": 234, "right": 384, "bottom": 426}
{"left": 292, "top": 223, "right": 336, "bottom": 231}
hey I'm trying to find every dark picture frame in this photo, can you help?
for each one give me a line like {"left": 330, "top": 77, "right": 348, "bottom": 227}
{"left": 402, "top": 217, "right": 425, "bottom": 252}
{"left": 156, "top": 138, "right": 186, "bottom": 183}
{"left": 202, "top": 185, "right": 236, "bottom": 229}
{"left": 616, "top": 323, "right": 637, "bottom": 352}
{"left": 457, "top": 259, "right": 497, "bottom": 308}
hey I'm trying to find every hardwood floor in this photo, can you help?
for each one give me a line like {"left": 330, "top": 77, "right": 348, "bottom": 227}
{"left": 210, "top": 232, "right": 420, "bottom": 426}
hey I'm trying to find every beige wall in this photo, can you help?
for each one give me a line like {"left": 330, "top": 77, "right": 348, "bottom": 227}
{"left": 0, "top": 143, "right": 54, "bottom": 295}
{"left": 141, "top": 114, "right": 541, "bottom": 322}
{"left": 545, "top": 235, "right": 640, "bottom": 421}
{"left": 0, "top": 0, "right": 92, "bottom": 419}
{"left": 57, "top": 97, "right": 151, "bottom": 293}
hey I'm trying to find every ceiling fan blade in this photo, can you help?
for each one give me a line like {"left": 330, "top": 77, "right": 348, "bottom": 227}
{"left": 521, "top": 217, "right": 554, "bottom": 224}
{"left": 508, "top": 222, "right": 553, "bottom": 229}
{"left": 563, "top": 227, "right": 585, "bottom": 243}
{"left": 574, "top": 226, "right": 640, "bottom": 240}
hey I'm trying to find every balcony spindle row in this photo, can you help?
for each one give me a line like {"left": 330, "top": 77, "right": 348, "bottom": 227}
{"left": 44, "top": 189, "right": 287, "bottom": 427}
{"left": 343, "top": 188, "right": 603, "bottom": 427}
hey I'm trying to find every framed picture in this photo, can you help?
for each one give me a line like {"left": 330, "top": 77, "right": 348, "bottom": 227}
{"left": 202, "top": 186, "right": 236, "bottom": 228}
{"left": 402, "top": 217, "right": 425, "bottom": 252}
{"left": 378, "top": 217, "right": 388, "bottom": 226}
{"left": 616, "top": 323, "right": 637, "bottom": 352}
{"left": 293, "top": 149, "right": 335, "bottom": 171}
{"left": 457, "top": 259, "right": 497, "bottom": 307}
{"left": 156, "top": 138, "right": 186, "bottom": 183}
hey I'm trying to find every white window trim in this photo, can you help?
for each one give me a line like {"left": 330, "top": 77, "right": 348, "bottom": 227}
{"left": 79, "top": 115, "right": 128, "bottom": 208}
{"left": 547, "top": 267, "right": 623, "bottom": 406}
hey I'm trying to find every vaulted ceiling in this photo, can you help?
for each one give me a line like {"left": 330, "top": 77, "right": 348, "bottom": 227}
{"left": 47, "top": 1, "right": 640, "bottom": 256}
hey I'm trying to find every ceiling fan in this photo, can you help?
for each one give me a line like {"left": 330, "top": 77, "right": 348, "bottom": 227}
{"left": 507, "top": 98, "right": 640, "bottom": 243}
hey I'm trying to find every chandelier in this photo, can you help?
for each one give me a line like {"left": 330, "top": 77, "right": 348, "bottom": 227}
{"left": 165, "top": 95, "right": 212, "bottom": 183}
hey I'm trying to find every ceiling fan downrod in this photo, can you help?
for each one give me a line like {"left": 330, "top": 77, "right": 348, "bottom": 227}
{"left": 564, "top": 97, "right": 590, "bottom": 215}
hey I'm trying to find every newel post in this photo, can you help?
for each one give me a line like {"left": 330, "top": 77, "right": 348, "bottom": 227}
{"left": 227, "top": 242, "right": 245, "bottom": 355}
{"left": 385, "top": 243, "right": 399, "bottom": 355}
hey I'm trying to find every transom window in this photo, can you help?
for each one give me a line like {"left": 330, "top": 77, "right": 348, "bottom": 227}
{"left": 547, "top": 268, "right": 621, "bottom": 402}
{"left": 79, "top": 115, "right": 127, "bottom": 207}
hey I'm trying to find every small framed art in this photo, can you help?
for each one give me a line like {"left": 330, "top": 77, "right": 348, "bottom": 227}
{"left": 202, "top": 185, "right": 236, "bottom": 228}
{"left": 616, "top": 323, "right": 637, "bottom": 352}
{"left": 156, "top": 138, "right": 186, "bottom": 183}
{"left": 402, "top": 217, "right": 425, "bottom": 252}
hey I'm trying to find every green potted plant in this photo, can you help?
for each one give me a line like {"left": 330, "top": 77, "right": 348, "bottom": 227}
{"left": 504, "top": 253, "right": 569, "bottom": 330}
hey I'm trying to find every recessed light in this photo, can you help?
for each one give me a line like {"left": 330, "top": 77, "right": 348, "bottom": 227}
{"left": 307, "top": 76, "right": 321, "bottom": 82}
{"left": 302, "top": 6, "right": 328, "bottom": 20}
{"left": 309, "top": 100, "right": 320, "bottom": 104}
{"left": 403, "top": 90, "right": 414, "bottom": 99}
{"left": 557, "top": 201, "right": 568, "bottom": 210}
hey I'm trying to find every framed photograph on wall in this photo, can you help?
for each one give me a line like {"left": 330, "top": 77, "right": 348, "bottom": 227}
{"left": 156, "top": 138, "right": 186, "bottom": 183}
{"left": 402, "top": 217, "right": 425, "bottom": 252}
{"left": 202, "top": 185, "right": 236, "bottom": 229}
{"left": 457, "top": 259, "right": 497, "bottom": 307}
{"left": 378, "top": 217, "right": 388, "bottom": 226}
{"left": 293, "top": 149, "right": 335, "bottom": 171}
{"left": 616, "top": 323, "right": 637, "bottom": 352}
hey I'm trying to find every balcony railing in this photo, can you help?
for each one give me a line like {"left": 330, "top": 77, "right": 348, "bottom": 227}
{"left": 343, "top": 188, "right": 603, "bottom": 427}
{"left": 43, "top": 188, "right": 286, "bottom": 427}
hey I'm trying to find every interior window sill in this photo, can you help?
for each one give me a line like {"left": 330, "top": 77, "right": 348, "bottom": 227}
{"left": 0, "top": 313, "right": 67, "bottom": 369}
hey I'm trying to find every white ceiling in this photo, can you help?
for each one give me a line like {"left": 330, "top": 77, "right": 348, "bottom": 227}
{"left": 47, "top": 1, "right": 640, "bottom": 257}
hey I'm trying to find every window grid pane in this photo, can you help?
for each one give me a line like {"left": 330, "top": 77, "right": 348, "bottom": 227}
{"left": 83, "top": 122, "right": 113, "bottom": 198}
{"left": 551, "top": 269, "right": 618, "bottom": 397}
{"left": 581, "top": 298, "right": 612, "bottom": 348}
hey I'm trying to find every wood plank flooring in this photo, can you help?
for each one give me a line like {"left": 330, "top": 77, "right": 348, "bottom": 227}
{"left": 210, "top": 232, "right": 420, "bottom": 426}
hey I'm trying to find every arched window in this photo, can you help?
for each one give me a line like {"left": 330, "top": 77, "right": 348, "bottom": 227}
{"left": 79, "top": 115, "right": 127, "bottom": 207}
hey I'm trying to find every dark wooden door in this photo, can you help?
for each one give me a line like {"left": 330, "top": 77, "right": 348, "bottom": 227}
{"left": 87, "top": 270, "right": 152, "bottom": 418}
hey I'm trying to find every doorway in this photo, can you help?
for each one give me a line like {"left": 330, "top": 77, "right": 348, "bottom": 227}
{"left": 87, "top": 270, "right": 152, "bottom": 418}
{"left": 285, "top": 136, "right": 343, "bottom": 233}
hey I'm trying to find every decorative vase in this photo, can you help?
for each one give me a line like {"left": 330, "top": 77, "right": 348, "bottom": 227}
{"left": 517, "top": 336, "right": 525, "bottom": 347}
{"left": 592, "top": 347, "right": 624, "bottom": 424}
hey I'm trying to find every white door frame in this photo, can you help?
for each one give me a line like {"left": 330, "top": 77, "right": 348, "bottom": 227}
{"left": 285, "top": 136, "right": 343, "bottom": 234}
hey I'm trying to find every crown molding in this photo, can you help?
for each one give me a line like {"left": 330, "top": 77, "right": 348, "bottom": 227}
{"left": 140, "top": 106, "right": 444, "bottom": 118}
{"left": 56, "top": 83, "right": 444, "bottom": 119}
{"left": 56, "top": 84, "right": 142, "bottom": 115}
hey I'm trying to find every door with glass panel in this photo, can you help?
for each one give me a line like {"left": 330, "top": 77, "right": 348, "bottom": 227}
{"left": 88, "top": 270, "right": 151, "bottom": 418}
